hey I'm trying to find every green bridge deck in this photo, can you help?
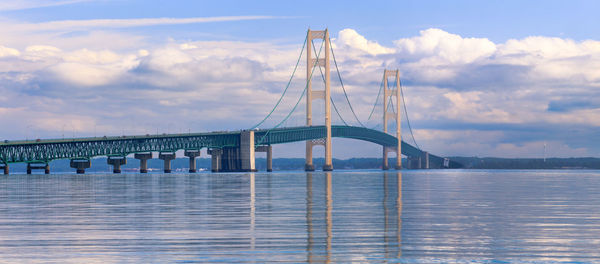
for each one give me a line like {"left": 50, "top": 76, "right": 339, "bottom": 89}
{"left": 1, "top": 125, "right": 454, "bottom": 168}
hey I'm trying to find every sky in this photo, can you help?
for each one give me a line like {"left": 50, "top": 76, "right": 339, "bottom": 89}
{"left": 0, "top": 0, "right": 599, "bottom": 159}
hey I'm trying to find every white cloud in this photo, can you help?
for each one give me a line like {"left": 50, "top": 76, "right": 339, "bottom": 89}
{"left": 23, "top": 45, "right": 62, "bottom": 61}
{"left": 0, "top": 45, "right": 20, "bottom": 57}
{"left": 336, "top": 28, "right": 395, "bottom": 55}
{"left": 49, "top": 61, "right": 130, "bottom": 86}
{"left": 0, "top": 26, "right": 599, "bottom": 158}
{"left": 394, "top": 28, "right": 496, "bottom": 64}
{"left": 441, "top": 91, "right": 512, "bottom": 123}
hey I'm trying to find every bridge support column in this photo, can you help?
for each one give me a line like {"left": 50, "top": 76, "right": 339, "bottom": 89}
{"left": 382, "top": 149, "right": 389, "bottom": 170}
{"left": 1, "top": 164, "right": 8, "bottom": 175}
{"left": 304, "top": 158, "right": 315, "bottom": 171}
{"left": 107, "top": 157, "right": 127, "bottom": 173}
{"left": 383, "top": 147, "right": 402, "bottom": 170}
{"left": 27, "top": 163, "right": 49, "bottom": 174}
{"left": 134, "top": 153, "right": 152, "bottom": 173}
{"left": 443, "top": 158, "right": 450, "bottom": 168}
{"left": 267, "top": 145, "right": 273, "bottom": 172}
{"left": 407, "top": 156, "right": 421, "bottom": 169}
{"left": 159, "top": 152, "right": 176, "bottom": 173}
{"left": 208, "top": 149, "right": 222, "bottom": 172}
{"left": 70, "top": 159, "right": 91, "bottom": 174}
{"left": 184, "top": 150, "right": 201, "bottom": 173}
{"left": 256, "top": 145, "right": 273, "bottom": 172}
{"left": 421, "top": 151, "right": 429, "bottom": 169}
{"left": 240, "top": 131, "right": 257, "bottom": 172}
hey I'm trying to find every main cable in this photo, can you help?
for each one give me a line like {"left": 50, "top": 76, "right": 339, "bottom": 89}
{"left": 399, "top": 79, "right": 420, "bottom": 150}
{"left": 250, "top": 33, "right": 307, "bottom": 129}
{"left": 255, "top": 38, "right": 325, "bottom": 146}
{"left": 367, "top": 74, "right": 385, "bottom": 122}
{"left": 330, "top": 37, "right": 366, "bottom": 127}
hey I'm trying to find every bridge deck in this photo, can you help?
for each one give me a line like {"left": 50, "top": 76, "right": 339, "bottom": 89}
{"left": 1, "top": 125, "right": 452, "bottom": 167}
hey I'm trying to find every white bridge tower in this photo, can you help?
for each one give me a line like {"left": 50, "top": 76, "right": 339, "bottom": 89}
{"left": 382, "top": 69, "right": 402, "bottom": 170}
{"left": 305, "top": 29, "right": 333, "bottom": 171}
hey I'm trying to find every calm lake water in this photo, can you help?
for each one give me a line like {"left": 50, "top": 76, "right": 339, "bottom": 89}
{"left": 1, "top": 170, "right": 600, "bottom": 263}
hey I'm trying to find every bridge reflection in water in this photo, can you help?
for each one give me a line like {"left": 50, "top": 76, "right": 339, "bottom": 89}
{"left": 302, "top": 171, "right": 403, "bottom": 262}
{"left": 3, "top": 170, "right": 599, "bottom": 262}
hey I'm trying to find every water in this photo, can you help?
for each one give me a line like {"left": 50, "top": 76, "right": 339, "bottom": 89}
{"left": 1, "top": 170, "right": 600, "bottom": 263}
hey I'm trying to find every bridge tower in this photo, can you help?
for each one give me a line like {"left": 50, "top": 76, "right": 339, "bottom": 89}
{"left": 305, "top": 29, "right": 333, "bottom": 171}
{"left": 382, "top": 70, "right": 402, "bottom": 170}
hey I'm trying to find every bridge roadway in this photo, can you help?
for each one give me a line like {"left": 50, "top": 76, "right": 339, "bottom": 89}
{"left": 0, "top": 125, "right": 455, "bottom": 172}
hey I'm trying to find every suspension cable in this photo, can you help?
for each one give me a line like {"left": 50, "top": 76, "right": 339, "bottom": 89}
{"left": 399, "top": 79, "right": 421, "bottom": 150}
{"left": 384, "top": 77, "right": 420, "bottom": 150}
{"left": 250, "top": 34, "right": 308, "bottom": 129}
{"left": 255, "top": 38, "right": 325, "bottom": 146}
{"left": 274, "top": 40, "right": 323, "bottom": 128}
{"left": 329, "top": 37, "right": 366, "bottom": 127}
{"left": 331, "top": 97, "right": 349, "bottom": 126}
{"left": 367, "top": 74, "right": 385, "bottom": 121}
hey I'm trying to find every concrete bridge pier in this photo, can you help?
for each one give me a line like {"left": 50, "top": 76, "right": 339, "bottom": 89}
{"left": 159, "top": 152, "right": 176, "bottom": 173}
{"left": 134, "top": 153, "right": 152, "bottom": 173}
{"left": 382, "top": 151, "right": 389, "bottom": 170}
{"left": 208, "top": 148, "right": 222, "bottom": 172}
{"left": 184, "top": 150, "right": 201, "bottom": 173}
{"left": 443, "top": 158, "right": 450, "bottom": 168}
{"left": 382, "top": 147, "right": 402, "bottom": 170}
{"left": 382, "top": 147, "right": 392, "bottom": 170}
{"left": 1, "top": 164, "right": 8, "bottom": 175}
{"left": 395, "top": 159, "right": 402, "bottom": 170}
{"left": 407, "top": 156, "right": 421, "bottom": 169}
{"left": 240, "top": 131, "right": 257, "bottom": 172}
{"left": 267, "top": 146, "right": 272, "bottom": 172}
{"left": 304, "top": 163, "right": 315, "bottom": 172}
{"left": 70, "top": 159, "right": 91, "bottom": 174}
{"left": 107, "top": 157, "right": 127, "bottom": 173}
{"left": 27, "top": 163, "right": 50, "bottom": 174}
{"left": 209, "top": 131, "right": 257, "bottom": 173}
{"left": 407, "top": 152, "right": 430, "bottom": 169}
{"left": 256, "top": 145, "right": 273, "bottom": 172}
{"left": 221, "top": 148, "right": 242, "bottom": 172}
{"left": 422, "top": 151, "right": 430, "bottom": 169}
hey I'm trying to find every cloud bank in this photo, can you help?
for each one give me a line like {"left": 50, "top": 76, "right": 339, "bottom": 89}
{"left": 1, "top": 26, "right": 598, "bottom": 158}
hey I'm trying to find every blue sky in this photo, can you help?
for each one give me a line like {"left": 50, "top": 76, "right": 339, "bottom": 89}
{"left": 0, "top": 0, "right": 599, "bottom": 158}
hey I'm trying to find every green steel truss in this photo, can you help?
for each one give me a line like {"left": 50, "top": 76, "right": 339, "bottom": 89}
{"left": 1, "top": 125, "right": 445, "bottom": 166}
{"left": 0, "top": 132, "right": 238, "bottom": 163}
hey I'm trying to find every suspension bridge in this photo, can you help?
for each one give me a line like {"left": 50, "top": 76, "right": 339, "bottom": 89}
{"left": 0, "top": 29, "right": 459, "bottom": 175}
